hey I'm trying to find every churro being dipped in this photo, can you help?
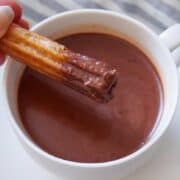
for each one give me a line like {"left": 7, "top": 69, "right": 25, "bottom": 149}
{"left": 0, "top": 24, "right": 117, "bottom": 102}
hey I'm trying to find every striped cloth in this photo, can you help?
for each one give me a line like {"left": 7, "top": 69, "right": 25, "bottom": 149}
{"left": 19, "top": 0, "right": 180, "bottom": 33}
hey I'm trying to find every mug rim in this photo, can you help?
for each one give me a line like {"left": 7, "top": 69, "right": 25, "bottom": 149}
{"left": 3, "top": 9, "right": 178, "bottom": 168}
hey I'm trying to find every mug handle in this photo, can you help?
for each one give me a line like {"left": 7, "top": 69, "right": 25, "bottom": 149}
{"left": 159, "top": 24, "right": 180, "bottom": 66}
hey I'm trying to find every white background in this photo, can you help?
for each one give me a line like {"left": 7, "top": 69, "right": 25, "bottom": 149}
{"left": 0, "top": 67, "right": 180, "bottom": 180}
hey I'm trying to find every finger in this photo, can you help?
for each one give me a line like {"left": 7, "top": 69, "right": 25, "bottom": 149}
{"left": 17, "top": 18, "right": 29, "bottom": 29}
{"left": 0, "top": 0, "right": 22, "bottom": 22}
{"left": 0, "top": 6, "right": 14, "bottom": 38}
{"left": 0, "top": 5, "right": 14, "bottom": 65}
{"left": 0, "top": 51, "right": 5, "bottom": 65}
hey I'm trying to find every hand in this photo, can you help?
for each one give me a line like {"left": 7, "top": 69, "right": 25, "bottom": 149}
{"left": 0, "top": 0, "right": 28, "bottom": 65}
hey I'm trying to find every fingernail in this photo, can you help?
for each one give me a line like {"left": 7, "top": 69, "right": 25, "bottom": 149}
{"left": 0, "top": 6, "right": 15, "bottom": 38}
{"left": 0, "top": 6, "right": 14, "bottom": 23}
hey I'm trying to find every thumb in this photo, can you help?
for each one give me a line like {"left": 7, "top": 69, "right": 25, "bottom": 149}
{"left": 0, "top": 6, "right": 14, "bottom": 38}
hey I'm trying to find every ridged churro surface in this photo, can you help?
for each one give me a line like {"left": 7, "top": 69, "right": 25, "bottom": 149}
{"left": 0, "top": 24, "right": 117, "bottom": 102}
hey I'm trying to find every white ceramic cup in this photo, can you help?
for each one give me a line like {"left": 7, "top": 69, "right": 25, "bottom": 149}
{"left": 1, "top": 9, "right": 180, "bottom": 180}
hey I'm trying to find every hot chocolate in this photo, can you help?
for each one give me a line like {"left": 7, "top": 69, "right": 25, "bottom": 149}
{"left": 18, "top": 33, "right": 163, "bottom": 163}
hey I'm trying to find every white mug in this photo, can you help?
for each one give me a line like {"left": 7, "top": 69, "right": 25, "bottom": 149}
{"left": 1, "top": 9, "right": 180, "bottom": 180}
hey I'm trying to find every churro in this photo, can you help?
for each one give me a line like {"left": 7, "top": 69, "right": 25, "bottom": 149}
{"left": 0, "top": 24, "right": 117, "bottom": 102}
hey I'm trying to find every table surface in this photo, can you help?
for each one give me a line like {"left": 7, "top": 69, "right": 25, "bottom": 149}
{"left": 1, "top": 0, "right": 180, "bottom": 179}
{"left": 19, "top": 0, "right": 180, "bottom": 33}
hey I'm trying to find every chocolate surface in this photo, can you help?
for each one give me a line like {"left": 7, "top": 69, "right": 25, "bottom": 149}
{"left": 18, "top": 33, "right": 162, "bottom": 163}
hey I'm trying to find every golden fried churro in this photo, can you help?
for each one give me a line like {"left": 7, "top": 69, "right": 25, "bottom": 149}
{"left": 0, "top": 24, "right": 117, "bottom": 102}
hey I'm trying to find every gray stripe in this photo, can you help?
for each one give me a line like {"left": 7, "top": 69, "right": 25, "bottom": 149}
{"left": 75, "top": 0, "right": 104, "bottom": 9}
{"left": 114, "top": 0, "right": 167, "bottom": 30}
{"left": 38, "top": 0, "right": 67, "bottom": 12}
{"left": 21, "top": 2, "right": 47, "bottom": 22}
{"left": 146, "top": 0, "right": 180, "bottom": 22}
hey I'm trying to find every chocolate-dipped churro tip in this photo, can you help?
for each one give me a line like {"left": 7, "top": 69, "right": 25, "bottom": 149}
{"left": 60, "top": 49, "right": 117, "bottom": 102}
{"left": 0, "top": 24, "right": 117, "bottom": 103}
